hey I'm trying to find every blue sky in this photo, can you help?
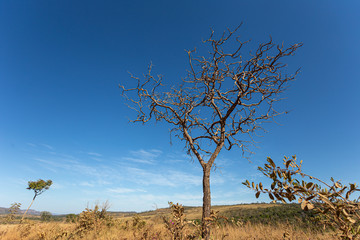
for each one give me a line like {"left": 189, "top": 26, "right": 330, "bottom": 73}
{"left": 1, "top": 0, "right": 359, "bottom": 214}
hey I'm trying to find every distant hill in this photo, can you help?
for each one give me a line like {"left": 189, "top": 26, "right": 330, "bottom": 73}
{"left": 0, "top": 207, "right": 41, "bottom": 216}
{"left": 0, "top": 203, "right": 309, "bottom": 221}
{"left": 0, "top": 203, "right": 318, "bottom": 230}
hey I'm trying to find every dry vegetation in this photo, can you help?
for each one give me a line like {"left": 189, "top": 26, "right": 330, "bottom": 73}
{"left": 0, "top": 203, "right": 339, "bottom": 240}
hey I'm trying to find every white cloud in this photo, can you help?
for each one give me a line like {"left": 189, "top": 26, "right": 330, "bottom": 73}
{"left": 91, "top": 157, "right": 103, "bottom": 162}
{"left": 51, "top": 182, "right": 65, "bottom": 189}
{"left": 121, "top": 167, "right": 203, "bottom": 187}
{"left": 33, "top": 157, "right": 119, "bottom": 184}
{"left": 40, "top": 143, "right": 54, "bottom": 150}
{"left": 125, "top": 167, "right": 176, "bottom": 186}
{"left": 87, "top": 152, "right": 102, "bottom": 157}
{"left": 122, "top": 157, "right": 155, "bottom": 164}
{"left": 118, "top": 149, "right": 163, "bottom": 165}
{"left": 130, "top": 149, "right": 162, "bottom": 159}
{"left": 79, "top": 181, "right": 95, "bottom": 187}
{"left": 107, "top": 187, "right": 146, "bottom": 194}
{"left": 167, "top": 171, "right": 202, "bottom": 186}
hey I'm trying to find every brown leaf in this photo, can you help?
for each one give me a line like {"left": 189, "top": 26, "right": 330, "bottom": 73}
{"left": 301, "top": 200, "right": 307, "bottom": 210}
{"left": 267, "top": 158, "right": 276, "bottom": 168}
{"left": 268, "top": 193, "right": 274, "bottom": 200}
{"left": 285, "top": 160, "right": 291, "bottom": 168}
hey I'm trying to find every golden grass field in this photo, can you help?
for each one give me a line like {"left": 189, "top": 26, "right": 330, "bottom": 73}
{"left": 0, "top": 204, "right": 340, "bottom": 240}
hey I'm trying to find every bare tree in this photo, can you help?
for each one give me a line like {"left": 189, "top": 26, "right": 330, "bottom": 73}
{"left": 120, "top": 25, "right": 302, "bottom": 239}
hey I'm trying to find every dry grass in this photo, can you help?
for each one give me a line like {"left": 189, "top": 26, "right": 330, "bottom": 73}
{"left": 0, "top": 204, "right": 342, "bottom": 239}
{"left": 0, "top": 218, "right": 337, "bottom": 240}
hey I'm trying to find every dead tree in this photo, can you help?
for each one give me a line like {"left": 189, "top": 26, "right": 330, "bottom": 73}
{"left": 119, "top": 25, "right": 302, "bottom": 239}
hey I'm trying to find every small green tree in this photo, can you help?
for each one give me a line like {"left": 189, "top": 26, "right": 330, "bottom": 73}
{"left": 6, "top": 202, "right": 21, "bottom": 223}
{"left": 21, "top": 179, "right": 52, "bottom": 222}
{"left": 40, "top": 211, "right": 52, "bottom": 222}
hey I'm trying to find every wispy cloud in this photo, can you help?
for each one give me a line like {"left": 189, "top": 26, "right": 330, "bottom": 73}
{"left": 134, "top": 193, "right": 203, "bottom": 206}
{"left": 51, "top": 182, "right": 65, "bottom": 189}
{"left": 33, "top": 157, "right": 119, "bottom": 184}
{"left": 79, "top": 179, "right": 112, "bottom": 187}
{"left": 40, "top": 143, "right": 54, "bottom": 150}
{"left": 123, "top": 167, "right": 202, "bottom": 187}
{"left": 79, "top": 181, "right": 95, "bottom": 187}
{"left": 122, "top": 149, "right": 163, "bottom": 165}
{"left": 27, "top": 143, "right": 37, "bottom": 147}
{"left": 107, "top": 187, "right": 146, "bottom": 194}
{"left": 167, "top": 171, "right": 202, "bottom": 186}
{"left": 125, "top": 167, "right": 176, "bottom": 186}
{"left": 130, "top": 149, "right": 162, "bottom": 159}
{"left": 122, "top": 157, "right": 155, "bottom": 164}
{"left": 87, "top": 152, "right": 102, "bottom": 157}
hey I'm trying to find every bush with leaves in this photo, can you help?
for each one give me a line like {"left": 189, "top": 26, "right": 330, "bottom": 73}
{"left": 40, "top": 211, "right": 52, "bottom": 222}
{"left": 75, "top": 202, "right": 112, "bottom": 236}
{"left": 163, "top": 202, "right": 187, "bottom": 240}
{"left": 66, "top": 213, "right": 78, "bottom": 223}
{"left": 243, "top": 155, "right": 360, "bottom": 240}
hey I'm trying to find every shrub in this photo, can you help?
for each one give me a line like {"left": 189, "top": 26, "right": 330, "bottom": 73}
{"left": 75, "top": 202, "right": 112, "bottom": 237}
{"left": 5, "top": 202, "right": 21, "bottom": 223}
{"left": 244, "top": 155, "right": 360, "bottom": 240}
{"left": 65, "top": 213, "right": 78, "bottom": 223}
{"left": 40, "top": 211, "right": 52, "bottom": 222}
{"left": 163, "top": 202, "right": 186, "bottom": 240}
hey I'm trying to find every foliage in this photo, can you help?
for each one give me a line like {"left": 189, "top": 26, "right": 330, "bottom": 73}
{"left": 131, "top": 215, "right": 146, "bottom": 230}
{"left": 21, "top": 179, "right": 52, "bottom": 222}
{"left": 244, "top": 155, "right": 360, "bottom": 240}
{"left": 66, "top": 214, "right": 78, "bottom": 223}
{"left": 120, "top": 24, "right": 302, "bottom": 240}
{"left": 5, "top": 202, "right": 21, "bottom": 223}
{"left": 27, "top": 179, "right": 53, "bottom": 198}
{"left": 163, "top": 202, "right": 187, "bottom": 240}
{"left": 40, "top": 211, "right": 52, "bottom": 222}
{"left": 75, "top": 202, "right": 112, "bottom": 236}
{"left": 223, "top": 203, "right": 323, "bottom": 232}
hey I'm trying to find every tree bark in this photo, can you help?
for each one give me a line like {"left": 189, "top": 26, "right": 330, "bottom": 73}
{"left": 21, "top": 196, "right": 36, "bottom": 222}
{"left": 202, "top": 165, "right": 211, "bottom": 240}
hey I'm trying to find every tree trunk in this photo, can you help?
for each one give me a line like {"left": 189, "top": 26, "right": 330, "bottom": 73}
{"left": 21, "top": 196, "right": 36, "bottom": 222}
{"left": 201, "top": 165, "right": 211, "bottom": 240}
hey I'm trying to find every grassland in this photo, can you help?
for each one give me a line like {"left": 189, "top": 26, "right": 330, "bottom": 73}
{"left": 0, "top": 203, "right": 339, "bottom": 239}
